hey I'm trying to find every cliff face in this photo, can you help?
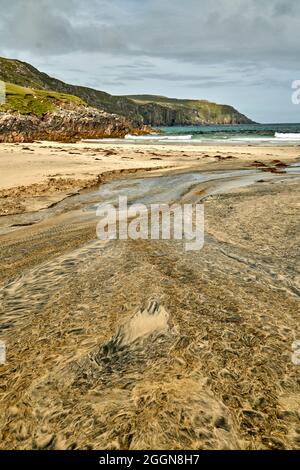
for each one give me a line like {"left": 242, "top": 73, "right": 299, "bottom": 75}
{"left": 127, "top": 96, "right": 253, "bottom": 126}
{"left": 0, "top": 83, "right": 145, "bottom": 143}
{"left": 138, "top": 103, "right": 252, "bottom": 126}
{"left": 0, "top": 57, "right": 254, "bottom": 127}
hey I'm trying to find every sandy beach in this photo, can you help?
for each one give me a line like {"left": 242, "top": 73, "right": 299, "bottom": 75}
{"left": 2, "top": 0, "right": 300, "bottom": 458}
{"left": 0, "top": 141, "right": 299, "bottom": 215}
{"left": 0, "top": 142, "right": 299, "bottom": 450}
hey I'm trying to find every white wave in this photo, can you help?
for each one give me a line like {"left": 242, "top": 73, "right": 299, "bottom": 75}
{"left": 125, "top": 134, "right": 162, "bottom": 140}
{"left": 275, "top": 132, "right": 300, "bottom": 140}
{"left": 125, "top": 134, "right": 193, "bottom": 141}
{"left": 229, "top": 137, "right": 277, "bottom": 142}
{"left": 82, "top": 138, "right": 119, "bottom": 143}
{"left": 163, "top": 135, "right": 193, "bottom": 141}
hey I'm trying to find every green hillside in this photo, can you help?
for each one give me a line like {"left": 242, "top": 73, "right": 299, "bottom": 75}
{"left": 0, "top": 57, "right": 143, "bottom": 124}
{"left": 1, "top": 82, "right": 85, "bottom": 116}
{"left": 0, "top": 57, "right": 254, "bottom": 125}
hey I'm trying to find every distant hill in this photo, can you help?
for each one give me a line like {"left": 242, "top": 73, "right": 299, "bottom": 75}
{"left": 126, "top": 95, "right": 253, "bottom": 126}
{"left": 0, "top": 57, "right": 254, "bottom": 126}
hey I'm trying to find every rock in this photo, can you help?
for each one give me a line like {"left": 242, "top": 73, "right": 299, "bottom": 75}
{"left": 0, "top": 107, "right": 137, "bottom": 143}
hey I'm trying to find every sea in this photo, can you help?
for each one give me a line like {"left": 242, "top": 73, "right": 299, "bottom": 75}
{"left": 122, "top": 123, "right": 300, "bottom": 145}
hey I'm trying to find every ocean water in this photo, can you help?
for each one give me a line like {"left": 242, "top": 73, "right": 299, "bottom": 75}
{"left": 124, "top": 123, "right": 300, "bottom": 145}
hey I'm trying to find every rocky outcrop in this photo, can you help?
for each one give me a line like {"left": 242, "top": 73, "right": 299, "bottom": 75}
{"left": 0, "top": 105, "right": 148, "bottom": 143}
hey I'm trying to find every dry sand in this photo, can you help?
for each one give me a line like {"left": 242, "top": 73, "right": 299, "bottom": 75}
{"left": 0, "top": 141, "right": 299, "bottom": 215}
{"left": 0, "top": 141, "right": 299, "bottom": 450}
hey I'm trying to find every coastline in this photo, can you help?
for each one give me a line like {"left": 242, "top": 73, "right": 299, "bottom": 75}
{"left": 1, "top": 141, "right": 299, "bottom": 216}
{"left": 0, "top": 140, "right": 299, "bottom": 449}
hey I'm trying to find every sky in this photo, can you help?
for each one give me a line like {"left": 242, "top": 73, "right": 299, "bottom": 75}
{"left": 0, "top": 0, "right": 300, "bottom": 123}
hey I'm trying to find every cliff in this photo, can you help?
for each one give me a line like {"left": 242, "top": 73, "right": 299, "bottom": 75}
{"left": 0, "top": 57, "right": 144, "bottom": 127}
{"left": 126, "top": 95, "right": 253, "bottom": 126}
{"left": 0, "top": 83, "right": 142, "bottom": 143}
{"left": 0, "top": 57, "right": 254, "bottom": 128}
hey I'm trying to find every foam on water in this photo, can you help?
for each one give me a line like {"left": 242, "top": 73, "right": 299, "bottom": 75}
{"left": 275, "top": 132, "right": 300, "bottom": 140}
{"left": 82, "top": 125, "right": 300, "bottom": 145}
{"left": 124, "top": 134, "right": 193, "bottom": 141}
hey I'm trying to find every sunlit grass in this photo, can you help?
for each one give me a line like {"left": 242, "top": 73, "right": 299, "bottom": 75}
{"left": 0, "top": 83, "right": 86, "bottom": 116}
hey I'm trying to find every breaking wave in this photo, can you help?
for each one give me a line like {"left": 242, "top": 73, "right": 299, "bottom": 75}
{"left": 275, "top": 132, "right": 300, "bottom": 140}
{"left": 125, "top": 134, "right": 193, "bottom": 141}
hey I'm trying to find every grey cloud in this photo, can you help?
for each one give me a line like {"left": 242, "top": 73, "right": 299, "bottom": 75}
{"left": 0, "top": 0, "right": 299, "bottom": 68}
{"left": 131, "top": 73, "right": 218, "bottom": 82}
{"left": 0, "top": 0, "right": 129, "bottom": 55}
{"left": 0, "top": 0, "right": 299, "bottom": 122}
{"left": 102, "top": 80, "right": 127, "bottom": 87}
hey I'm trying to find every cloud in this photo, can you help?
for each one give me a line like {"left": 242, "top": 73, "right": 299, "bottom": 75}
{"left": 0, "top": 0, "right": 299, "bottom": 68}
{"left": 0, "top": 0, "right": 299, "bottom": 122}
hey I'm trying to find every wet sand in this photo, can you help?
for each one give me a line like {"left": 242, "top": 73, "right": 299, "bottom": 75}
{"left": 1, "top": 141, "right": 299, "bottom": 215}
{"left": 0, "top": 142, "right": 299, "bottom": 450}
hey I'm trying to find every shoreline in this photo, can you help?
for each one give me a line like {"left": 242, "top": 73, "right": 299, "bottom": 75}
{"left": 0, "top": 143, "right": 299, "bottom": 449}
{"left": 1, "top": 141, "right": 299, "bottom": 216}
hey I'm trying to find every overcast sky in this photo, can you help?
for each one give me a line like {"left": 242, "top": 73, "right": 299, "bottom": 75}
{"left": 0, "top": 0, "right": 299, "bottom": 122}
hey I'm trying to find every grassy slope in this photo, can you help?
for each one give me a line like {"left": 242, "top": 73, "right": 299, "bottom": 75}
{"left": 128, "top": 94, "right": 234, "bottom": 109}
{"left": 0, "top": 57, "right": 253, "bottom": 124}
{"left": 0, "top": 57, "right": 142, "bottom": 123}
{"left": 0, "top": 82, "right": 132, "bottom": 142}
{"left": 0, "top": 82, "right": 86, "bottom": 116}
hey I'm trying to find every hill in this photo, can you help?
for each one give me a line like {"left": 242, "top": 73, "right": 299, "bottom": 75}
{"left": 0, "top": 82, "right": 138, "bottom": 143}
{"left": 0, "top": 57, "right": 254, "bottom": 127}
{"left": 1, "top": 83, "right": 85, "bottom": 116}
{"left": 126, "top": 95, "right": 253, "bottom": 126}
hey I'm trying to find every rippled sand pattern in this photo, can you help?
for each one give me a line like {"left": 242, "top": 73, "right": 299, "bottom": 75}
{"left": 0, "top": 172, "right": 299, "bottom": 450}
